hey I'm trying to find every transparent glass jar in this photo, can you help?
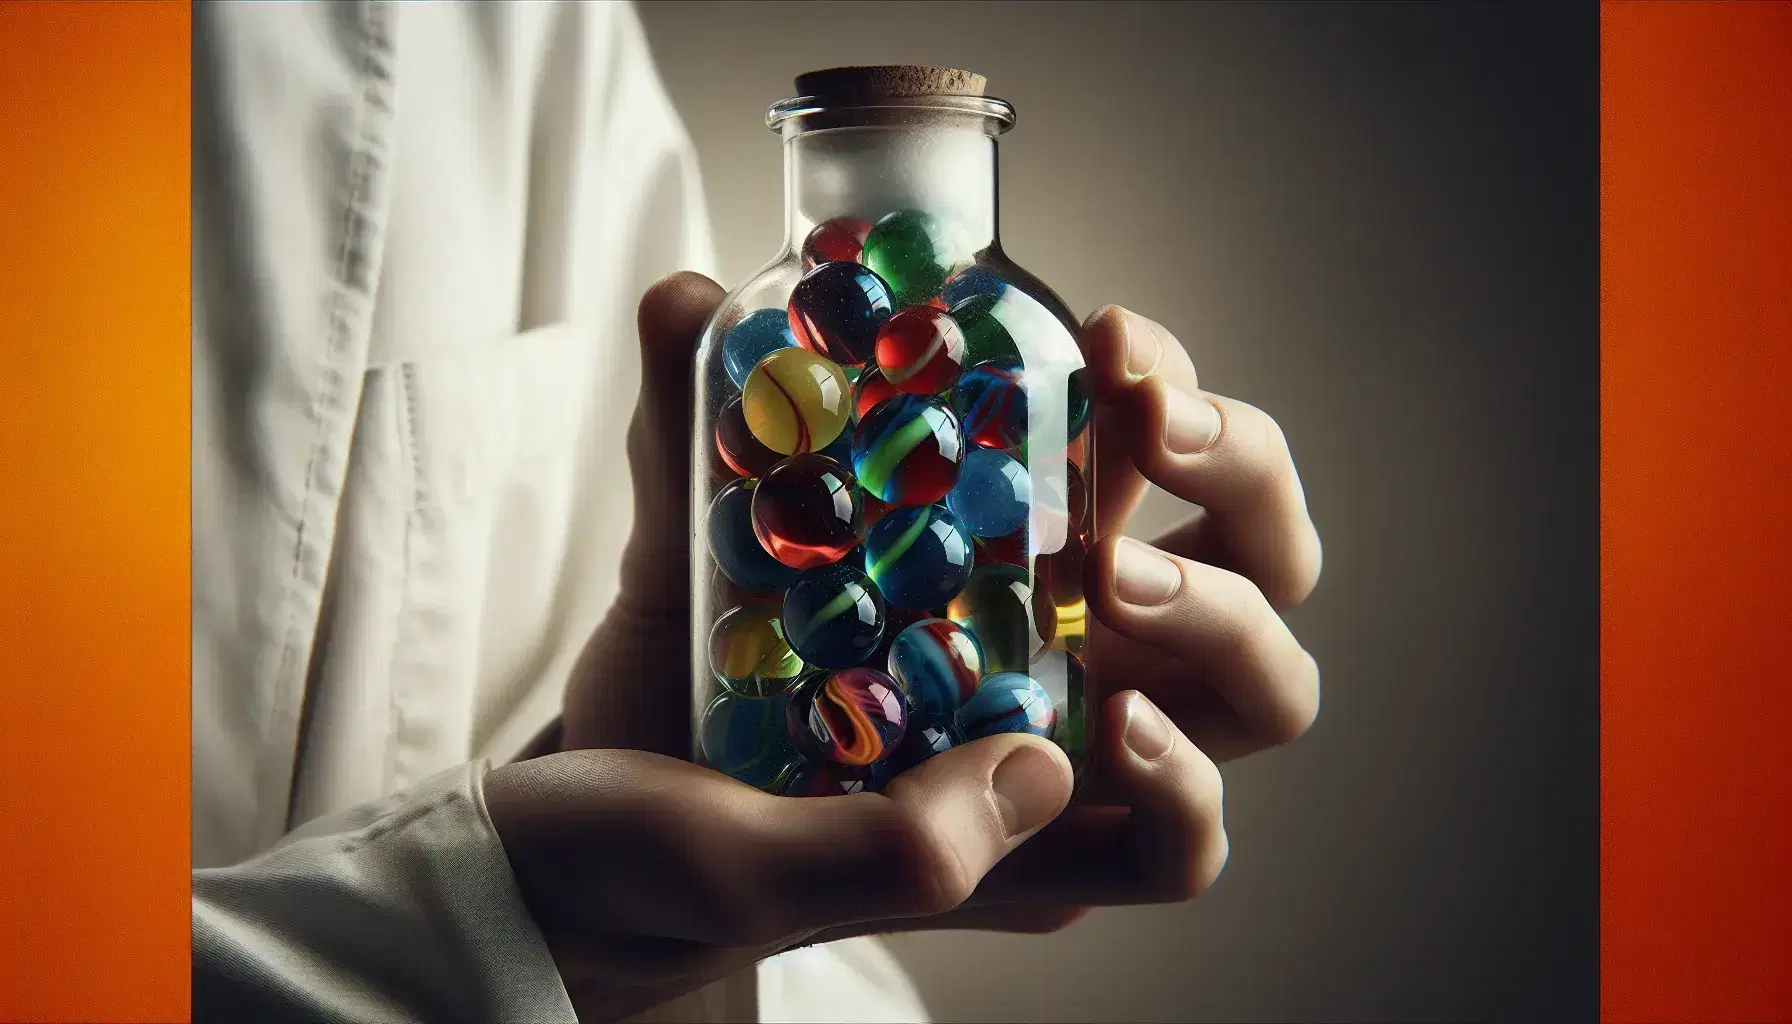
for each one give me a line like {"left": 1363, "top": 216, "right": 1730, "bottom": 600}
{"left": 692, "top": 68, "right": 1094, "bottom": 798}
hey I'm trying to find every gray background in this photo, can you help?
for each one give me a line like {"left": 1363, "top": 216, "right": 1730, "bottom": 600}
{"left": 638, "top": 2, "right": 1600, "bottom": 1021}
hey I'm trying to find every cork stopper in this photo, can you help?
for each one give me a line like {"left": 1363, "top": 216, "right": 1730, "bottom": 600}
{"left": 794, "top": 65, "right": 988, "bottom": 103}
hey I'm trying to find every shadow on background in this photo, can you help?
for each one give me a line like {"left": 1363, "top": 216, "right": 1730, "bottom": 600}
{"left": 640, "top": 3, "right": 1599, "bottom": 1020}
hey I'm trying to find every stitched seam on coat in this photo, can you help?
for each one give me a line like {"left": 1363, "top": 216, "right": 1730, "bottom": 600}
{"left": 390, "top": 363, "right": 424, "bottom": 796}
{"left": 262, "top": 0, "right": 397, "bottom": 848}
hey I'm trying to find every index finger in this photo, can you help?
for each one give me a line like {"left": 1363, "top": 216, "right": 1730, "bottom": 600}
{"left": 1080, "top": 305, "right": 1322, "bottom": 609}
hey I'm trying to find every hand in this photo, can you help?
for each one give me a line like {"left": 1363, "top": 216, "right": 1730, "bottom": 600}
{"left": 560, "top": 272, "right": 721, "bottom": 758}
{"left": 484, "top": 729, "right": 1074, "bottom": 1023}
{"left": 1077, "top": 304, "right": 1324, "bottom": 765}
{"left": 814, "top": 305, "right": 1323, "bottom": 937}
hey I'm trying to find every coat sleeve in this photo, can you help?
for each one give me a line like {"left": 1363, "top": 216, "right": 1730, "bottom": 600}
{"left": 192, "top": 762, "right": 579, "bottom": 1024}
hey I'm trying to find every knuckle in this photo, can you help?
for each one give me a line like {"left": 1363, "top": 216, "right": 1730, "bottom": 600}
{"left": 1197, "top": 827, "right": 1232, "bottom": 897}
{"left": 1266, "top": 523, "right": 1324, "bottom": 612}
{"left": 1203, "top": 570, "right": 1319, "bottom": 747}
{"left": 1204, "top": 567, "right": 1276, "bottom": 662}
{"left": 1146, "top": 758, "right": 1227, "bottom": 904}
{"left": 1170, "top": 825, "right": 1229, "bottom": 904}
{"left": 1225, "top": 402, "right": 1300, "bottom": 507}
{"left": 1261, "top": 649, "right": 1321, "bottom": 746}
{"left": 1233, "top": 399, "right": 1292, "bottom": 464}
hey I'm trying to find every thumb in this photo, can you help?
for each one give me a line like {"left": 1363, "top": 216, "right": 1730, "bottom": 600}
{"left": 712, "top": 733, "right": 1076, "bottom": 943}
{"left": 488, "top": 734, "right": 1073, "bottom": 953}
{"left": 622, "top": 271, "right": 726, "bottom": 614}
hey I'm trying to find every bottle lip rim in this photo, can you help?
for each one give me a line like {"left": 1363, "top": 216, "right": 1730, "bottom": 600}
{"left": 766, "top": 94, "right": 1017, "bottom": 133}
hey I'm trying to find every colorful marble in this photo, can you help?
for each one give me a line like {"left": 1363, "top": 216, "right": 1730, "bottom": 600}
{"left": 788, "top": 261, "right": 895, "bottom": 366}
{"left": 774, "top": 757, "right": 869, "bottom": 797}
{"left": 945, "top": 564, "right": 1055, "bottom": 673}
{"left": 865, "top": 504, "right": 972, "bottom": 610}
{"left": 786, "top": 667, "right": 908, "bottom": 767}
{"left": 707, "top": 478, "right": 801, "bottom": 594}
{"left": 716, "top": 395, "right": 782, "bottom": 478}
{"left": 953, "top": 359, "right": 1027, "bottom": 450}
{"left": 886, "top": 618, "right": 984, "bottom": 718}
{"left": 708, "top": 604, "right": 805, "bottom": 698}
{"left": 940, "top": 266, "right": 1009, "bottom": 307}
{"left": 782, "top": 562, "right": 887, "bottom": 669}
{"left": 750, "top": 453, "right": 864, "bottom": 570}
{"left": 949, "top": 293, "right": 1021, "bottom": 367}
{"left": 945, "top": 447, "right": 1030, "bottom": 538}
{"left": 852, "top": 395, "right": 964, "bottom": 506}
{"left": 853, "top": 364, "right": 903, "bottom": 420}
{"left": 867, "top": 715, "right": 960, "bottom": 791}
{"left": 802, "top": 216, "right": 873, "bottom": 268}
{"left": 741, "top": 347, "right": 852, "bottom": 456}
{"left": 722, "top": 308, "right": 799, "bottom": 388}
{"left": 874, "top": 305, "right": 966, "bottom": 395}
{"left": 956, "top": 672, "right": 1056, "bottom": 740}
{"left": 862, "top": 210, "right": 959, "bottom": 307}
{"left": 701, "top": 692, "right": 799, "bottom": 790}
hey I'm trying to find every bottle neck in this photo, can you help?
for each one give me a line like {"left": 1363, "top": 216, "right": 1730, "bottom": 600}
{"left": 781, "top": 124, "right": 1000, "bottom": 257}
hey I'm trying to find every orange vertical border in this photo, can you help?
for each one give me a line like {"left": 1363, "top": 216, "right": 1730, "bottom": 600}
{"left": 0, "top": 1, "right": 191, "bottom": 1021}
{"left": 1602, "top": 3, "right": 1792, "bottom": 1022}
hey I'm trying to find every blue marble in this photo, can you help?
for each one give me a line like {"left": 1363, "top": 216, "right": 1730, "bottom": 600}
{"left": 940, "top": 266, "right": 1009, "bottom": 307}
{"left": 700, "top": 691, "right": 800, "bottom": 790}
{"left": 953, "top": 359, "right": 1027, "bottom": 450}
{"left": 945, "top": 447, "right": 1031, "bottom": 538}
{"left": 864, "top": 504, "right": 972, "bottom": 611}
{"left": 956, "top": 672, "right": 1057, "bottom": 740}
{"left": 723, "top": 308, "right": 800, "bottom": 387}
{"left": 886, "top": 618, "right": 984, "bottom": 718}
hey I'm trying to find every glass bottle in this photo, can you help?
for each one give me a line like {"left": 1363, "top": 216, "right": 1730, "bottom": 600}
{"left": 692, "top": 66, "right": 1094, "bottom": 798}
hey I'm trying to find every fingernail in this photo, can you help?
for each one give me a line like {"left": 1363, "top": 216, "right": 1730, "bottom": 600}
{"left": 1123, "top": 309, "right": 1166, "bottom": 379}
{"left": 1164, "top": 391, "right": 1222, "bottom": 455}
{"left": 991, "top": 744, "right": 1065, "bottom": 838}
{"left": 1122, "top": 693, "right": 1175, "bottom": 762}
{"left": 1114, "top": 537, "right": 1182, "bottom": 606}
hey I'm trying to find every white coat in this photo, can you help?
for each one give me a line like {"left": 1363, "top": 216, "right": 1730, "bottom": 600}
{"left": 190, "top": 3, "right": 929, "bottom": 1021}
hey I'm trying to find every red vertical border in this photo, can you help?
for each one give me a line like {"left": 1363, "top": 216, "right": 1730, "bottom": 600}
{"left": 0, "top": 1, "right": 191, "bottom": 1021}
{"left": 1602, "top": 3, "right": 1792, "bottom": 1022}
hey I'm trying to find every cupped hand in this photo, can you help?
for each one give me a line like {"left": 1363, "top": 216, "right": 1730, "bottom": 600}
{"left": 485, "top": 732, "right": 1073, "bottom": 1023}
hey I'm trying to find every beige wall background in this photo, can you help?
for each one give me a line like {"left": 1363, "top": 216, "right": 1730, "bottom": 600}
{"left": 638, "top": 3, "right": 1599, "bottom": 1021}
